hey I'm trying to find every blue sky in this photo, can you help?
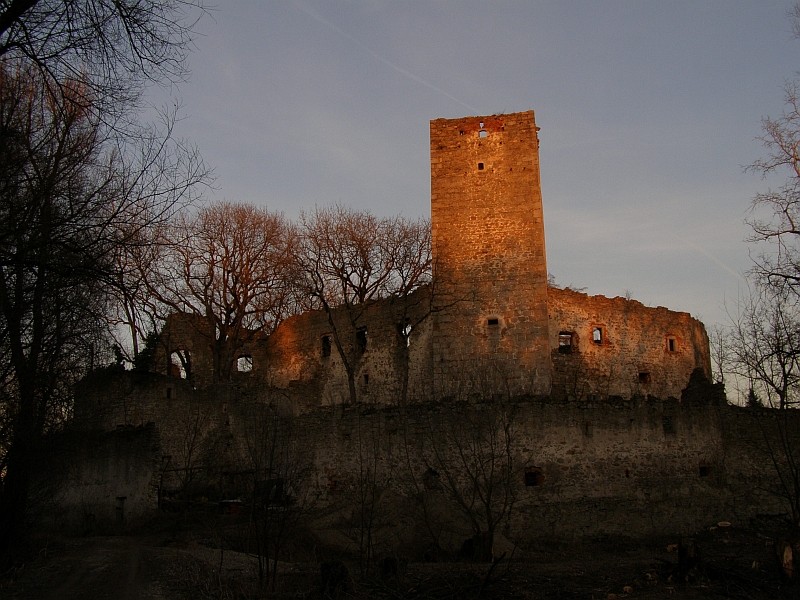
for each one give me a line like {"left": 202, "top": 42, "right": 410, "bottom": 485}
{"left": 159, "top": 0, "right": 799, "bottom": 331}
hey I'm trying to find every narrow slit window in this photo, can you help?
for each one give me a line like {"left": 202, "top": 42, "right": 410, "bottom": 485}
{"left": 592, "top": 327, "right": 603, "bottom": 344}
{"left": 477, "top": 162, "right": 485, "bottom": 170}
{"left": 322, "top": 335, "right": 332, "bottom": 357}
{"left": 667, "top": 336, "right": 677, "bottom": 352}
{"left": 356, "top": 327, "right": 368, "bottom": 353}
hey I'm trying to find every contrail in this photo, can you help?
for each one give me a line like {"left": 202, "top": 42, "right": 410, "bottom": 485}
{"left": 670, "top": 231, "right": 744, "bottom": 283}
{"left": 294, "top": 1, "right": 478, "bottom": 113}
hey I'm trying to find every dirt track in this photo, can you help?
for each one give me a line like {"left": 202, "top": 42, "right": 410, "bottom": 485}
{"left": 1, "top": 524, "right": 797, "bottom": 600}
{"left": 3, "top": 536, "right": 179, "bottom": 600}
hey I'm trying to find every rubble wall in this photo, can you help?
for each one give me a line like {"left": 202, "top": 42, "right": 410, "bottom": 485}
{"left": 288, "top": 398, "right": 747, "bottom": 545}
{"left": 430, "top": 112, "right": 551, "bottom": 397}
{"left": 34, "top": 425, "right": 160, "bottom": 534}
{"left": 549, "top": 287, "right": 711, "bottom": 400}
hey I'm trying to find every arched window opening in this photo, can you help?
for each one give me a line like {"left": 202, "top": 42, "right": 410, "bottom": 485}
{"left": 169, "top": 349, "right": 191, "bottom": 379}
{"left": 399, "top": 321, "right": 412, "bottom": 347}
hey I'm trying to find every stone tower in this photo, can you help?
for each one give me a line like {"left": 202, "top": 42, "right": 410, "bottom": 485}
{"left": 430, "top": 111, "right": 551, "bottom": 396}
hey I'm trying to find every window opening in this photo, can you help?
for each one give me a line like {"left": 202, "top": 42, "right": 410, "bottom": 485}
{"left": 255, "top": 478, "right": 287, "bottom": 506}
{"left": 662, "top": 415, "right": 676, "bottom": 435}
{"left": 592, "top": 327, "right": 603, "bottom": 344}
{"left": 237, "top": 355, "right": 253, "bottom": 373}
{"left": 558, "top": 331, "right": 574, "bottom": 354}
{"left": 363, "top": 373, "right": 370, "bottom": 386}
{"left": 524, "top": 467, "right": 544, "bottom": 487}
{"left": 479, "top": 130, "right": 488, "bottom": 138}
{"left": 166, "top": 387, "right": 172, "bottom": 399}
{"left": 169, "top": 350, "right": 191, "bottom": 379}
{"left": 423, "top": 467, "right": 441, "bottom": 490}
{"left": 638, "top": 371, "right": 651, "bottom": 384}
{"left": 487, "top": 317, "right": 499, "bottom": 326}
{"left": 477, "top": 162, "right": 485, "bottom": 170}
{"left": 479, "top": 121, "right": 484, "bottom": 128}
{"left": 115, "top": 496, "right": 126, "bottom": 524}
{"left": 322, "top": 335, "right": 332, "bottom": 357}
{"left": 699, "top": 463, "right": 711, "bottom": 477}
{"left": 399, "top": 322, "right": 412, "bottom": 347}
{"left": 356, "top": 328, "right": 368, "bottom": 353}
{"left": 667, "top": 336, "right": 677, "bottom": 352}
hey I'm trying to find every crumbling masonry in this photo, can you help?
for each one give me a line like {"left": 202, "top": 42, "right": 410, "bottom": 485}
{"left": 62, "top": 112, "right": 776, "bottom": 547}
{"left": 151, "top": 110, "right": 710, "bottom": 405}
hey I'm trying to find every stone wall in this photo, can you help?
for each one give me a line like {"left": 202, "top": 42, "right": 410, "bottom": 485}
{"left": 261, "top": 288, "right": 434, "bottom": 407}
{"left": 430, "top": 112, "right": 551, "bottom": 397}
{"left": 72, "top": 367, "right": 800, "bottom": 547}
{"left": 549, "top": 287, "right": 711, "bottom": 400}
{"left": 34, "top": 425, "right": 160, "bottom": 534}
{"left": 141, "top": 284, "right": 710, "bottom": 409}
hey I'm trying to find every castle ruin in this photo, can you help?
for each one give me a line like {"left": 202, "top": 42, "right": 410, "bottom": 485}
{"left": 56, "top": 112, "right": 779, "bottom": 549}
{"left": 150, "top": 110, "right": 710, "bottom": 405}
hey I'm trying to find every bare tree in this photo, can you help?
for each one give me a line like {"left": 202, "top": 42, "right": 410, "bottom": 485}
{"left": 725, "top": 3, "right": 800, "bottom": 534}
{"left": 417, "top": 371, "right": 518, "bottom": 562}
{"left": 297, "top": 205, "right": 431, "bottom": 404}
{"left": 0, "top": 0, "right": 206, "bottom": 121}
{"left": 746, "top": 83, "right": 800, "bottom": 293}
{"left": 727, "top": 288, "right": 800, "bottom": 410}
{"left": 0, "top": 61, "right": 207, "bottom": 562}
{"left": 146, "top": 202, "right": 299, "bottom": 382}
{"left": 241, "top": 403, "right": 313, "bottom": 594}
{"left": 345, "top": 410, "right": 392, "bottom": 578}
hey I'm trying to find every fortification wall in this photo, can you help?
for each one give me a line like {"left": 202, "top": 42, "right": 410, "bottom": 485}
{"left": 280, "top": 397, "right": 752, "bottom": 547}
{"left": 72, "top": 367, "right": 796, "bottom": 546}
{"left": 548, "top": 287, "right": 711, "bottom": 400}
{"left": 34, "top": 425, "right": 160, "bottom": 534}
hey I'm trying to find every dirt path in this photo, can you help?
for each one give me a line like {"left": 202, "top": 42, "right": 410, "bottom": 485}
{"left": 3, "top": 536, "right": 177, "bottom": 600}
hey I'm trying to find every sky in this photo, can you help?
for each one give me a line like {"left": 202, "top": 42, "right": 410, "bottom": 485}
{"left": 157, "top": 0, "right": 800, "bottom": 332}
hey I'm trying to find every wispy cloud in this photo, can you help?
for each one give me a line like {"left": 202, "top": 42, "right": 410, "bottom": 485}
{"left": 293, "top": 0, "right": 478, "bottom": 113}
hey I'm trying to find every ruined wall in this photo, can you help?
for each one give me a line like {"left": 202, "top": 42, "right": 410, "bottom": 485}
{"left": 34, "top": 425, "right": 160, "bottom": 534}
{"left": 430, "top": 112, "right": 551, "bottom": 397}
{"left": 548, "top": 287, "right": 711, "bottom": 400}
{"left": 73, "top": 367, "right": 797, "bottom": 545}
{"left": 279, "top": 397, "right": 747, "bottom": 547}
{"left": 261, "top": 288, "right": 434, "bottom": 406}
{"left": 152, "top": 312, "right": 270, "bottom": 389}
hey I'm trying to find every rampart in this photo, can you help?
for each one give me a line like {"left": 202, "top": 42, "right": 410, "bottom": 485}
{"left": 70, "top": 372, "right": 792, "bottom": 545}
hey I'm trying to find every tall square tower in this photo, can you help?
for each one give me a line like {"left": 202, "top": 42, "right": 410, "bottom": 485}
{"left": 430, "top": 111, "right": 551, "bottom": 396}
